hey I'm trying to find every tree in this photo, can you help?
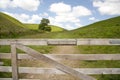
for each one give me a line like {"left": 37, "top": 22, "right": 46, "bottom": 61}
{"left": 45, "top": 26, "right": 51, "bottom": 32}
{"left": 39, "top": 18, "right": 51, "bottom": 32}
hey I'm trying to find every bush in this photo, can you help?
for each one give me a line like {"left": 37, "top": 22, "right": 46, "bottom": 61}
{"left": 45, "top": 26, "right": 51, "bottom": 32}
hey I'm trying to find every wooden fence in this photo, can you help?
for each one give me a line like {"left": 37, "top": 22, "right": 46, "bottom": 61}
{"left": 0, "top": 39, "right": 120, "bottom": 80}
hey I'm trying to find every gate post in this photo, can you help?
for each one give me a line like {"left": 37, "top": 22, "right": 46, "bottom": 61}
{"left": 11, "top": 43, "right": 18, "bottom": 80}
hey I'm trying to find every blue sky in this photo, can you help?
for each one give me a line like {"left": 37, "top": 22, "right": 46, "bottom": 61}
{"left": 0, "top": 0, "right": 120, "bottom": 30}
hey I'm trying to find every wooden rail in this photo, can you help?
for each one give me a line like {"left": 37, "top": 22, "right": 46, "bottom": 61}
{"left": 0, "top": 39, "right": 120, "bottom": 80}
{"left": 0, "top": 66, "right": 120, "bottom": 74}
{"left": 16, "top": 44, "right": 96, "bottom": 80}
{"left": 0, "top": 53, "right": 120, "bottom": 60}
{"left": 0, "top": 39, "right": 120, "bottom": 45}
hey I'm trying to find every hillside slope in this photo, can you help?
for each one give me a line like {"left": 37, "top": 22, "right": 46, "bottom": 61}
{"left": 0, "top": 12, "right": 29, "bottom": 38}
{"left": 70, "top": 16, "right": 120, "bottom": 38}
{"left": 24, "top": 24, "right": 66, "bottom": 32}
{"left": 0, "top": 12, "right": 40, "bottom": 38}
{"left": 22, "top": 16, "right": 120, "bottom": 38}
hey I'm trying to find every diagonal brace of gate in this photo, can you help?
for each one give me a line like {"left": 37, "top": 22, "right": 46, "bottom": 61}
{"left": 16, "top": 43, "right": 96, "bottom": 80}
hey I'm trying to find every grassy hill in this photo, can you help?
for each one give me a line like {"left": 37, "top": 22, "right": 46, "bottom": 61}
{"left": 24, "top": 24, "right": 39, "bottom": 30}
{"left": 24, "top": 24, "right": 66, "bottom": 32}
{"left": 70, "top": 16, "right": 120, "bottom": 38}
{"left": 0, "top": 12, "right": 31, "bottom": 38}
{"left": 53, "top": 16, "right": 120, "bottom": 38}
{"left": 22, "top": 16, "right": 120, "bottom": 38}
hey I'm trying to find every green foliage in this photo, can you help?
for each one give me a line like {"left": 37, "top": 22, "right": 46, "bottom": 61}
{"left": 39, "top": 23, "right": 46, "bottom": 30}
{"left": 44, "top": 26, "right": 51, "bottom": 32}
{"left": 41, "top": 18, "right": 50, "bottom": 24}
{"left": 39, "top": 18, "right": 51, "bottom": 32}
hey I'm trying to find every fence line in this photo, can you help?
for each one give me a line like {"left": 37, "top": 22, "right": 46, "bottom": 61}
{"left": 0, "top": 39, "right": 120, "bottom": 80}
{"left": 16, "top": 43, "right": 96, "bottom": 80}
{"left": 0, "top": 39, "right": 120, "bottom": 45}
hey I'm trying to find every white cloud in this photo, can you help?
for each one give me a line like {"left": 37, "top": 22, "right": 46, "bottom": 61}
{"left": 4, "top": 12, "right": 42, "bottom": 23}
{"left": 49, "top": 2, "right": 71, "bottom": 13}
{"left": 27, "top": 15, "right": 42, "bottom": 23}
{"left": 39, "top": 12, "right": 49, "bottom": 17}
{"left": 72, "top": 6, "right": 92, "bottom": 17}
{"left": 89, "top": 17, "right": 96, "bottom": 21}
{"left": 0, "top": 0, "right": 10, "bottom": 9}
{"left": 0, "top": 0, "right": 40, "bottom": 11}
{"left": 93, "top": 0, "right": 120, "bottom": 15}
{"left": 49, "top": 2, "right": 91, "bottom": 30}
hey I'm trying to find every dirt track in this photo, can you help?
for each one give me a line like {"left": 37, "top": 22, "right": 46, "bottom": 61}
{"left": 19, "top": 46, "right": 80, "bottom": 80}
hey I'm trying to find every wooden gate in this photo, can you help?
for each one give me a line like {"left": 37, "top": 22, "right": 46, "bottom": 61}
{"left": 0, "top": 39, "right": 120, "bottom": 80}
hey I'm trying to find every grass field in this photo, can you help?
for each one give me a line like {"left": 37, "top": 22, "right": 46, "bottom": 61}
{"left": 24, "top": 24, "right": 66, "bottom": 32}
{"left": 0, "top": 12, "right": 120, "bottom": 80}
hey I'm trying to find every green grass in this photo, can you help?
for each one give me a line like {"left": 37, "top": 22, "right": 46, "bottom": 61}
{"left": 24, "top": 24, "right": 66, "bottom": 32}
{"left": 93, "top": 74, "right": 120, "bottom": 80}
{"left": 24, "top": 24, "right": 39, "bottom": 30}
{"left": 0, "top": 12, "right": 47, "bottom": 38}
{"left": 49, "top": 25, "right": 66, "bottom": 32}
{"left": 0, "top": 12, "right": 28, "bottom": 38}
{"left": 0, "top": 13, "right": 120, "bottom": 79}
{"left": 76, "top": 45, "right": 120, "bottom": 54}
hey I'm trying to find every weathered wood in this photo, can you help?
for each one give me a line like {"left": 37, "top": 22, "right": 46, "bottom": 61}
{"left": 0, "top": 39, "right": 120, "bottom": 45}
{"left": 47, "top": 39, "right": 76, "bottom": 45}
{"left": 11, "top": 43, "right": 18, "bottom": 80}
{"left": 0, "top": 62, "right": 4, "bottom": 65}
{"left": 1, "top": 53, "right": 120, "bottom": 60}
{"left": 109, "top": 39, "right": 120, "bottom": 44}
{"left": 0, "top": 39, "right": 47, "bottom": 45}
{"left": 0, "top": 78, "right": 41, "bottom": 80}
{"left": 16, "top": 44, "right": 96, "bottom": 80}
{"left": 0, "top": 66, "right": 120, "bottom": 74}
{"left": 77, "top": 39, "right": 120, "bottom": 45}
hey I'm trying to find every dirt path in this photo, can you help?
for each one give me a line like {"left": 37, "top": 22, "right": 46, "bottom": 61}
{"left": 19, "top": 46, "right": 80, "bottom": 80}
{"left": 51, "top": 46, "right": 81, "bottom": 68}
{"left": 51, "top": 46, "right": 79, "bottom": 54}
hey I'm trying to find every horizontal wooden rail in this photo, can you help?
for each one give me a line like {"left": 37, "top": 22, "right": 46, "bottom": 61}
{"left": 0, "top": 53, "right": 120, "bottom": 60}
{"left": 0, "top": 62, "right": 4, "bottom": 65}
{"left": 0, "top": 78, "right": 48, "bottom": 80}
{"left": 0, "top": 39, "right": 120, "bottom": 45}
{"left": 0, "top": 66, "right": 120, "bottom": 74}
{"left": 16, "top": 44, "right": 96, "bottom": 80}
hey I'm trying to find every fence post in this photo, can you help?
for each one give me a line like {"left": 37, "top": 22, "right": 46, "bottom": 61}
{"left": 11, "top": 43, "right": 18, "bottom": 80}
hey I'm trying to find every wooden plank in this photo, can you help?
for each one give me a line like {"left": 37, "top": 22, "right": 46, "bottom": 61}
{"left": 47, "top": 39, "right": 76, "bottom": 45}
{"left": 0, "top": 62, "right": 4, "bottom": 65}
{"left": 11, "top": 43, "right": 18, "bottom": 80}
{"left": 0, "top": 66, "right": 120, "bottom": 74}
{"left": 1, "top": 53, "right": 120, "bottom": 60}
{"left": 0, "top": 39, "right": 120, "bottom": 45}
{"left": 0, "top": 78, "right": 41, "bottom": 80}
{"left": 77, "top": 39, "right": 120, "bottom": 45}
{"left": 16, "top": 44, "right": 96, "bottom": 80}
{"left": 0, "top": 39, "right": 47, "bottom": 45}
{"left": 109, "top": 39, "right": 120, "bottom": 44}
